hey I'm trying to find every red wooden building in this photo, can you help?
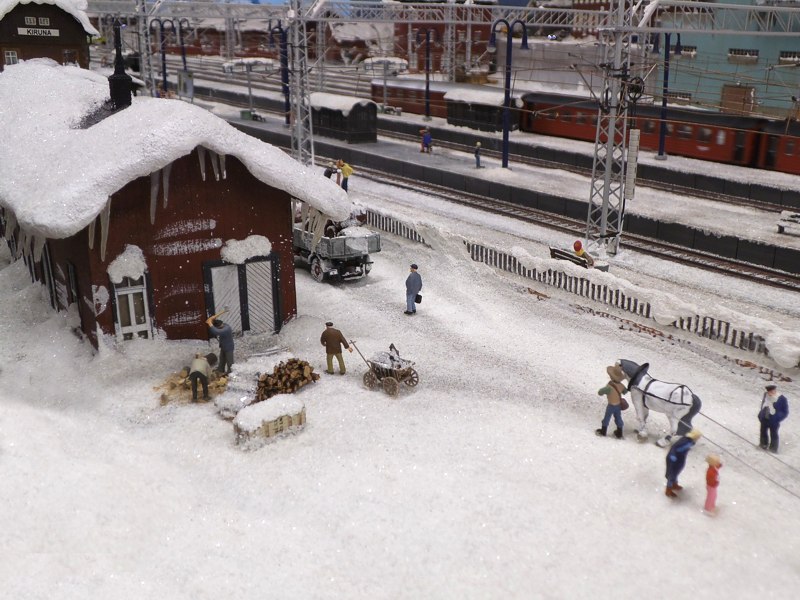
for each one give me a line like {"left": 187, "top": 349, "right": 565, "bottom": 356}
{"left": 0, "top": 0, "right": 97, "bottom": 70}
{"left": 0, "top": 59, "right": 350, "bottom": 349}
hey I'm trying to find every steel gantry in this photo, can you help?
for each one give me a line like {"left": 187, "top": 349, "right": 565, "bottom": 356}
{"left": 86, "top": 1, "right": 800, "bottom": 238}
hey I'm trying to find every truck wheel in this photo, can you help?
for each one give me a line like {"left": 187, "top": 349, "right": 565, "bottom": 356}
{"left": 364, "top": 260, "right": 372, "bottom": 275}
{"left": 310, "top": 257, "right": 325, "bottom": 283}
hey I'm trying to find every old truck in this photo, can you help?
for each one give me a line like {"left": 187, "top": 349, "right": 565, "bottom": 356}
{"left": 293, "top": 223, "right": 381, "bottom": 283}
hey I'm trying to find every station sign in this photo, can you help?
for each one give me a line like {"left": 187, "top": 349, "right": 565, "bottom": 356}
{"left": 17, "top": 28, "right": 60, "bottom": 37}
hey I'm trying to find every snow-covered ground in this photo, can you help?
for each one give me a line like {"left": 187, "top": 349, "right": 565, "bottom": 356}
{"left": 2, "top": 169, "right": 799, "bottom": 598}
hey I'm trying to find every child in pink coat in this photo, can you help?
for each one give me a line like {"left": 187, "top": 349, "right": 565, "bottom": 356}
{"left": 704, "top": 454, "right": 722, "bottom": 515}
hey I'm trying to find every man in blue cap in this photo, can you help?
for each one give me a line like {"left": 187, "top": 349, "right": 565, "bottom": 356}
{"left": 405, "top": 264, "right": 422, "bottom": 315}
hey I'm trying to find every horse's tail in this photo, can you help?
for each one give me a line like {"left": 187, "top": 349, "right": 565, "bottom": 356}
{"left": 676, "top": 393, "right": 702, "bottom": 435}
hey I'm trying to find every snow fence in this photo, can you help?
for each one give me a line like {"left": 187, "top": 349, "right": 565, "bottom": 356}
{"left": 364, "top": 209, "right": 800, "bottom": 369}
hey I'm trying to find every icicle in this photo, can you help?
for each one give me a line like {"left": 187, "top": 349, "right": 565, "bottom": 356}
{"left": 150, "top": 171, "right": 160, "bottom": 224}
{"left": 32, "top": 235, "right": 45, "bottom": 262}
{"left": 88, "top": 218, "right": 96, "bottom": 250}
{"left": 100, "top": 199, "right": 111, "bottom": 262}
{"left": 219, "top": 154, "right": 227, "bottom": 180}
{"left": 197, "top": 147, "right": 207, "bottom": 181}
{"left": 209, "top": 151, "right": 220, "bottom": 181}
{"left": 18, "top": 229, "right": 29, "bottom": 260}
{"left": 162, "top": 163, "right": 172, "bottom": 208}
{"left": 3, "top": 210, "right": 17, "bottom": 240}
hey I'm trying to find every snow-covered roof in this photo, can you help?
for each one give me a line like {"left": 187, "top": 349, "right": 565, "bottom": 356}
{"left": 444, "top": 87, "right": 523, "bottom": 107}
{"left": 310, "top": 91, "right": 375, "bottom": 115}
{"left": 330, "top": 21, "right": 394, "bottom": 45}
{"left": 0, "top": 0, "right": 99, "bottom": 36}
{"left": 0, "top": 60, "right": 351, "bottom": 241}
{"left": 359, "top": 57, "right": 409, "bottom": 74}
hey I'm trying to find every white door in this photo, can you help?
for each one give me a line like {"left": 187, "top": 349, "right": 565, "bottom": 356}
{"left": 209, "top": 265, "right": 243, "bottom": 334}
{"left": 245, "top": 260, "right": 275, "bottom": 334}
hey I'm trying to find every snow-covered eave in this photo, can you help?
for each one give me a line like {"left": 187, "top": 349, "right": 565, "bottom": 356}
{"left": 0, "top": 0, "right": 100, "bottom": 36}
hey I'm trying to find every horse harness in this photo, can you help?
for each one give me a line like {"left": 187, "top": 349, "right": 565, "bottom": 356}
{"left": 636, "top": 380, "right": 692, "bottom": 409}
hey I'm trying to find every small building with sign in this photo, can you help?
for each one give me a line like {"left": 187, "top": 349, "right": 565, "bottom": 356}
{"left": 0, "top": 0, "right": 97, "bottom": 70}
{"left": 0, "top": 58, "right": 351, "bottom": 348}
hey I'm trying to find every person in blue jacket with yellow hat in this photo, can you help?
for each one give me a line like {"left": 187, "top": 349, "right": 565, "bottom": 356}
{"left": 665, "top": 429, "right": 702, "bottom": 498}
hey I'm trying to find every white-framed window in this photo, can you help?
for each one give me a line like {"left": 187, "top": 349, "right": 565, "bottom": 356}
{"left": 4, "top": 50, "right": 19, "bottom": 65}
{"left": 728, "top": 48, "right": 759, "bottom": 63}
{"left": 24, "top": 16, "right": 36, "bottom": 26}
{"left": 38, "top": 17, "right": 50, "bottom": 26}
{"left": 670, "top": 45, "right": 697, "bottom": 58}
{"left": 113, "top": 276, "right": 152, "bottom": 340}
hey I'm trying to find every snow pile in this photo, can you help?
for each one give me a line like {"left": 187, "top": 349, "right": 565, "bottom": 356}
{"left": 510, "top": 246, "right": 800, "bottom": 368}
{"left": 106, "top": 244, "right": 146, "bottom": 283}
{"left": 233, "top": 395, "right": 305, "bottom": 432}
{"left": 220, "top": 235, "right": 272, "bottom": 264}
{"left": 339, "top": 225, "right": 374, "bottom": 238}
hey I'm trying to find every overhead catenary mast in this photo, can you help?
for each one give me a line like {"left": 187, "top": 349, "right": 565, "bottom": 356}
{"left": 289, "top": 0, "right": 315, "bottom": 166}
{"left": 584, "top": 0, "right": 634, "bottom": 257}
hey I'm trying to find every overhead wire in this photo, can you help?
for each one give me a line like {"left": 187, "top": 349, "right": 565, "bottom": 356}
{"left": 698, "top": 410, "right": 800, "bottom": 502}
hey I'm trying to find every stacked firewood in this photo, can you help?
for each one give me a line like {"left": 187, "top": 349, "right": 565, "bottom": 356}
{"left": 255, "top": 359, "right": 319, "bottom": 402}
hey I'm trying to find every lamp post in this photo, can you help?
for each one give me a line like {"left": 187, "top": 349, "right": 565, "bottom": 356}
{"left": 151, "top": 18, "right": 174, "bottom": 96}
{"left": 269, "top": 20, "right": 290, "bottom": 126}
{"left": 177, "top": 18, "right": 190, "bottom": 73}
{"left": 416, "top": 29, "right": 436, "bottom": 121}
{"left": 656, "top": 33, "right": 681, "bottom": 160}
{"left": 489, "top": 19, "right": 528, "bottom": 169}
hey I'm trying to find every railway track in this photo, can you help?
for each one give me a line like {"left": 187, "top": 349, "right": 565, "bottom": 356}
{"left": 351, "top": 162, "right": 800, "bottom": 293}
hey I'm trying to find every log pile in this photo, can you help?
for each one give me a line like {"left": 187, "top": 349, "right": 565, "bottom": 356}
{"left": 255, "top": 358, "right": 319, "bottom": 402}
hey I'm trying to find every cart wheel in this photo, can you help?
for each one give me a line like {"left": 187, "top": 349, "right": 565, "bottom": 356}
{"left": 403, "top": 369, "right": 419, "bottom": 387}
{"left": 363, "top": 371, "right": 378, "bottom": 390}
{"left": 310, "top": 257, "right": 325, "bottom": 283}
{"left": 382, "top": 376, "right": 399, "bottom": 397}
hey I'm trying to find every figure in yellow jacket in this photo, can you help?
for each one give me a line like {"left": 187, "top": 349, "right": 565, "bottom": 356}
{"left": 336, "top": 159, "right": 354, "bottom": 192}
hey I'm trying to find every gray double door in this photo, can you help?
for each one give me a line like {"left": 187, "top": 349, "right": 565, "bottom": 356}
{"left": 203, "top": 256, "right": 279, "bottom": 335}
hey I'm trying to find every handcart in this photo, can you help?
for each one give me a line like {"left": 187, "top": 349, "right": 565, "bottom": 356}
{"left": 351, "top": 341, "right": 419, "bottom": 397}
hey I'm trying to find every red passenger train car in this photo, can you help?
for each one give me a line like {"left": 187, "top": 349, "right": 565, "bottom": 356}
{"left": 520, "top": 92, "right": 768, "bottom": 168}
{"left": 372, "top": 77, "right": 800, "bottom": 176}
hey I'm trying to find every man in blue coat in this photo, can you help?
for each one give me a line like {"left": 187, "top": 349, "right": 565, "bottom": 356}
{"left": 759, "top": 384, "right": 789, "bottom": 453}
{"left": 404, "top": 263, "right": 422, "bottom": 315}
{"left": 206, "top": 312, "right": 235, "bottom": 375}
{"left": 665, "top": 429, "right": 702, "bottom": 498}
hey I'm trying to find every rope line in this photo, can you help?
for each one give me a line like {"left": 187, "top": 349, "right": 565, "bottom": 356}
{"left": 697, "top": 411, "right": 800, "bottom": 502}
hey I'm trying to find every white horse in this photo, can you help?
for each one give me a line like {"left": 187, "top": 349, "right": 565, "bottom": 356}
{"left": 617, "top": 359, "right": 702, "bottom": 446}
